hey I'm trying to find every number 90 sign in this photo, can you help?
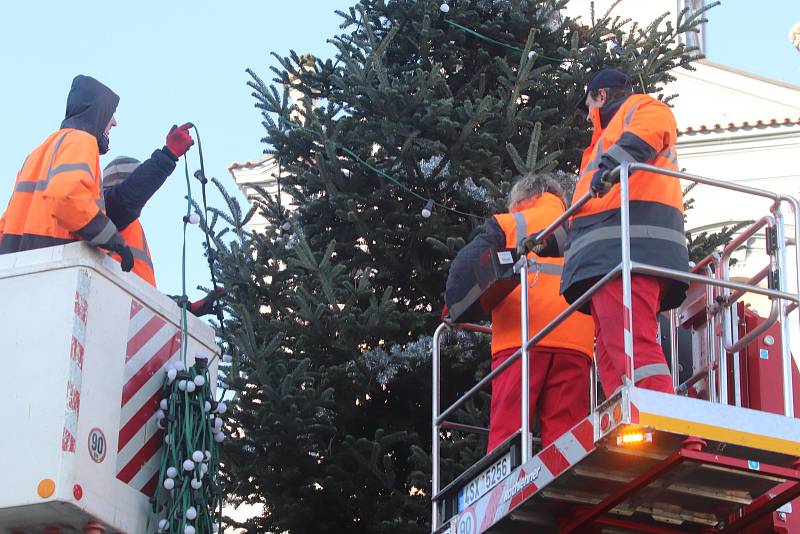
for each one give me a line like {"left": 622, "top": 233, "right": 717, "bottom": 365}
{"left": 88, "top": 427, "right": 107, "bottom": 463}
{"left": 455, "top": 509, "right": 477, "bottom": 534}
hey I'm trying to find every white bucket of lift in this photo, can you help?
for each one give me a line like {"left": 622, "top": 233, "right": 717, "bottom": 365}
{"left": 0, "top": 242, "right": 218, "bottom": 533}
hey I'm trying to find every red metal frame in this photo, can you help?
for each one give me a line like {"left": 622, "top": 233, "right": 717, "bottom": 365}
{"left": 593, "top": 516, "right": 707, "bottom": 534}
{"left": 720, "top": 480, "right": 800, "bottom": 534}
{"left": 561, "top": 446, "right": 800, "bottom": 533}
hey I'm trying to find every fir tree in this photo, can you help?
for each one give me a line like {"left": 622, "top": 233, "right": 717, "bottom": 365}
{"left": 207, "top": 1, "right": 715, "bottom": 532}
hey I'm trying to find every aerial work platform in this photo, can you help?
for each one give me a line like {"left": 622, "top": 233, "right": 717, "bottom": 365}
{"left": 432, "top": 163, "right": 800, "bottom": 534}
{"left": 437, "top": 386, "right": 800, "bottom": 533}
{"left": 0, "top": 243, "right": 218, "bottom": 533}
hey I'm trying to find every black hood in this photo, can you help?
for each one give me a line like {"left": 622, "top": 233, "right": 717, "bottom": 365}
{"left": 60, "top": 75, "right": 119, "bottom": 155}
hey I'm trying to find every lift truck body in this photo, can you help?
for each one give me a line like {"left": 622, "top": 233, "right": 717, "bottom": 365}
{"left": 0, "top": 243, "right": 218, "bottom": 534}
{"left": 432, "top": 163, "right": 800, "bottom": 534}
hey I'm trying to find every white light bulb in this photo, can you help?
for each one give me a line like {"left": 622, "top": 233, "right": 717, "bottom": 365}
{"left": 191, "top": 477, "right": 203, "bottom": 489}
{"left": 222, "top": 353, "right": 233, "bottom": 363}
{"left": 282, "top": 221, "right": 291, "bottom": 231}
{"left": 167, "top": 368, "right": 177, "bottom": 382}
{"left": 186, "top": 381, "right": 197, "bottom": 393}
{"left": 200, "top": 462, "right": 208, "bottom": 476}
{"left": 163, "top": 478, "right": 175, "bottom": 490}
{"left": 158, "top": 519, "right": 169, "bottom": 531}
{"left": 166, "top": 466, "right": 178, "bottom": 479}
{"left": 164, "top": 435, "right": 172, "bottom": 445}
{"left": 214, "top": 417, "right": 223, "bottom": 430}
{"left": 192, "top": 450, "right": 204, "bottom": 462}
{"left": 155, "top": 410, "right": 165, "bottom": 421}
{"left": 193, "top": 375, "right": 206, "bottom": 387}
{"left": 178, "top": 380, "right": 187, "bottom": 391}
{"left": 421, "top": 199, "right": 433, "bottom": 219}
{"left": 204, "top": 401, "right": 212, "bottom": 413}
{"left": 204, "top": 450, "right": 211, "bottom": 461}
{"left": 174, "top": 361, "right": 185, "bottom": 371}
{"left": 214, "top": 432, "right": 225, "bottom": 443}
{"left": 184, "top": 526, "right": 195, "bottom": 534}
{"left": 528, "top": 51, "right": 537, "bottom": 60}
{"left": 183, "top": 459, "right": 195, "bottom": 471}
{"left": 216, "top": 402, "right": 227, "bottom": 415}
{"left": 188, "top": 212, "right": 200, "bottom": 225}
{"left": 159, "top": 398, "right": 168, "bottom": 410}
{"left": 185, "top": 506, "right": 197, "bottom": 520}
{"left": 440, "top": 2, "right": 450, "bottom": 13}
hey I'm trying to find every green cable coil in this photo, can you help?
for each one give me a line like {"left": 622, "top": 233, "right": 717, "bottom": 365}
{"left": 151, "top": 356, "right": 224, "bottom": 533}
{"left": 151, "top": 140, "right": 225, "bottom": 533}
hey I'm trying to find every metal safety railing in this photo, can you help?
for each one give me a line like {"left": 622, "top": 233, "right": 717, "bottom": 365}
{"left": 431, "top": 161, "right": 800, "bottom": 531}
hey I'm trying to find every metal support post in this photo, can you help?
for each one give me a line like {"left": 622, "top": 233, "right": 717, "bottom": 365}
{"left": 619, "top": 163, "right": 635, "bottom": 385}
{"left": 705, "top": 268, "right": 718, "bottom": 403}
{"left": 716, "top": 264, "right": 730, "bottom": 405}
{"left": 669, "top": 309, "right": 679, "bottom": 392}
{"left": 773, "top": 205, "right": 795, "bottom": 417}
{"left": 431, "top": 323, "right": 447, "bottom": 531}
{"left": 519, "top": 258, "right": 532, "bottom": 462}
{"left": 730, "top": 301, "right": 742, "bottom": 407}
{"left": 590, "top": 357, "right": 598, "bottom": 414}
{"left": 717, "top": 305, "right": 729, "bottom": 405}
{"left": 782, "top": 195, "right": 800, "bottom": 298}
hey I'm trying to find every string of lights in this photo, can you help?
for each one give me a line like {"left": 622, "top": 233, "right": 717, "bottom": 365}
{"left": 151, "top": 139, "right": 227, "bottom": 534}
{"left": 278, "top": 117, "right": 484, "bottom": 221}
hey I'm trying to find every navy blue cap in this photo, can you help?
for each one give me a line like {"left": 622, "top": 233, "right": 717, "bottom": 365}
{"left": 577, "top": 68, "right": 633, "bottom": 110}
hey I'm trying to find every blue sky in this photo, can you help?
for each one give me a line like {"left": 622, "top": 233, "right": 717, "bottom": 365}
{"left": 0, "top": 1, "right": 798, "bottom": 300}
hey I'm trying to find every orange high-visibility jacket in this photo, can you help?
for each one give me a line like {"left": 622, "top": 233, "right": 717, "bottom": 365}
{"left": 561, "top": 94, "right": 689, "bottom": 311}
{"left": 491, "top": 193, "right": 594, "bottom": 358}
{"left": 112, "top": 219, "right": 156, "bottom": 286}
{"left": 0, "top": 129, "right": 120, "bottom": 253}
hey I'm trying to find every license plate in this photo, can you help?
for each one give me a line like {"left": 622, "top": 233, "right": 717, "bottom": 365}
{"left": 457, "top": 452, "right": 512, "bottom": 511}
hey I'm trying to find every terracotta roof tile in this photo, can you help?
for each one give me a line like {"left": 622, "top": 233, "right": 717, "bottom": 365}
{"left": 679, "top": 117, "right": 800, "bottom": 136}
{"left": 227, "top": 155, "right": 274, "bottom": 171}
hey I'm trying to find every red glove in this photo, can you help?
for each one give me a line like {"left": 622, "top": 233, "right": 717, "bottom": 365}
{"left": 165, "top": 123, "right": 194, "bottom": 158}
{"left": 189, "top": 287, "right": 225, "bottom": 317}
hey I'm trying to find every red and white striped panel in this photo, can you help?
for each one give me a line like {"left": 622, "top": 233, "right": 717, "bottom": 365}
{"left": 63, "top": 269, "right": 91, "bottom": 452}
{"left": 116, "top": 299, "right": 181, "bottom": 496}
{"left": 451, "top": 417, "right": 596, "bottom": 534}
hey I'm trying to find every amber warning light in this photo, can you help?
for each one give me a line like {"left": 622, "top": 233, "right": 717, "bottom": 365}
{"left": 616, "top": 429, "right": 653, "bottom": 446}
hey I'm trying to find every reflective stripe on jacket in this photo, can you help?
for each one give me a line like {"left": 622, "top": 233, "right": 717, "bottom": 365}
{"left": 113, "top": 219, "right": 156, "bottom": 286}
{"left": 0, "top": 129, "right": 118, "bottom": 254}
{"left": 491, "top": 193, "right": 594, "bottom": 358}
{"left": 561, "top": 94, "right": 689, "bottom": 312}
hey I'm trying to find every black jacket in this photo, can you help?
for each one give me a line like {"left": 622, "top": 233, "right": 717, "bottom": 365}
{"left": 104, "top": 149, "right": 177, "bottom": 231}
{"left": 445, "top": 217, "right": 561, "bottom": 318}
{"left": 60, "top": 75, "right": 119, "bottom": 155}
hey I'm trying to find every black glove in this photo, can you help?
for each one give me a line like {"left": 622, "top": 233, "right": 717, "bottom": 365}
{"left": 109, "top": 242, "right": 134, "bottom": 272}
{"left": 103, "top": 233, "right": 134, "bottom": 272}
{"left": 590, "top": 166, "right": 611, "bottom": 197}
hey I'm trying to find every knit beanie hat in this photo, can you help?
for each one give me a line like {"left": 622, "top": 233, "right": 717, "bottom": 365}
{"left": 103, "top": 156, "right": 141, "bottom": 188}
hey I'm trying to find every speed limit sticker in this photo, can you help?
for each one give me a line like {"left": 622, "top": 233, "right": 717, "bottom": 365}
{"left": 87, "top": 427, "right": 107, "bottom": 463}
{"left": 455, "top": 508, "right": 477, "bottom": 534}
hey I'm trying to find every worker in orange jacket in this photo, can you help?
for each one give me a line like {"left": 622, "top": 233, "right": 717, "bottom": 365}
{"left": 0, "top": 75, "right": 133, "bottom": 270}
{"left": 446, "top": 174, "right": 595, "bottom": 451}
{"left": 560, "top": 68, "right": 689, "bottom": 396}
{"left": 102, "top": 124, "right": 195, "bottom": 286}
{"left": 102, "top": 146, "right": 225, "bottom": 317}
